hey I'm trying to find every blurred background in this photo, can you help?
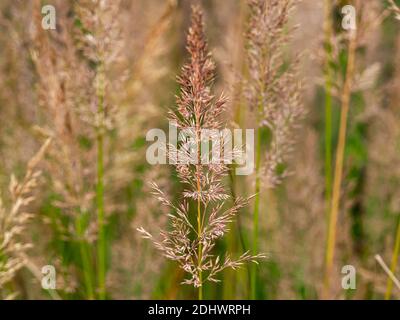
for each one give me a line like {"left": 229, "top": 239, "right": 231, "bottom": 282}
{"left": 0, "top": 0, "right": 399, "bottom": 300}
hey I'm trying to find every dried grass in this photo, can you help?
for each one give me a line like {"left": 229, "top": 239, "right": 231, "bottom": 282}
{"left": 0, "top": 139, "right": 50, "bottom": 299}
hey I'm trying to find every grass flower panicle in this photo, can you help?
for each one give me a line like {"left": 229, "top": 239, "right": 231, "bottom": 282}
{"left": 137, "top": 5, "right": 264, "bottom": 298}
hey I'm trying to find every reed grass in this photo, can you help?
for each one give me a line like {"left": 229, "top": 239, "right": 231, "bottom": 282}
{"left": 137, "top": 5, "right": 264, "bottom": 300}
{"left": 323, "top": 2, "right": 359, "bottom": 297}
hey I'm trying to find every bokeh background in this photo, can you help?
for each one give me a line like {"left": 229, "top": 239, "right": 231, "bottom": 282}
{"left": 0, "top": 0, "right": 399, "bottom": 300}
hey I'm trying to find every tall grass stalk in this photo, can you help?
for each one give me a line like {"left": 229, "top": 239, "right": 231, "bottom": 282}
{"left": 96, "top": 60, "right": 106, "bottom": 300}
{"left": 385, "top": 216, "right": 400, "bottom": 299}
{"left": 251, "top": 114, "right": 262, "bottom": 300}
{"left": 225, "top": 0, "right": 248, "bottom": 299}
{"left": 196, "top": 136, "right": 203, "bottom": 300}
{"left": 245, "top": 0, "right": 304, "bottom": 299}
{"left": 323, "top": 0, "right": 334, "bottom": 210}
{"left": 323, "top": 16, "right": 358, "bottom": 298}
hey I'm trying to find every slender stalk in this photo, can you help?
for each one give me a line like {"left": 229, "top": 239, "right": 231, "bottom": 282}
{"left": 228, "top": 170, "right": 248, "bottom": 261}
{"left": 385, "top": 216, "right": 400, "bottom": 299}
{"left": 375, "top": 255, "right": 400, "bottom": 294}
{"left": 197, "top": 191, "right": 203, "bottom": 300}
{"left": 75, "top": 214, "right": 95, "bottom": 300}
{"left": 196, "top": 128, "right": 203, "bottom": 300}
{"left": 96, "top": 61, "right": 106, "bottom": 300}
{"left": 225, "top": 0, "right": 248, "bottom": 299}
{"left": 251, "top": 122, "right": 262, "bottom": 300}
{"left": 323, "top": 0, "right": 333, "bottom": 209}
{"left": 226, "top": 167, "right": 249, "bottom": 299}
{"left": 97, "top": 132, "right": 106, "bottom": 299}
{"left": 323, "top": 21, "right": 358, "bottom": 298}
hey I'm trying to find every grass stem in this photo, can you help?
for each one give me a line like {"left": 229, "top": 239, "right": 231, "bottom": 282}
{"left": 196, "top": 128, "right": 203, "bottom": 300}
{"left": 323, "top": 0, "right": 333, "bottom": 211}
{"left": 385, "top": 216, "right": 400, "bottom": 299}
{"left": 75, "top": 214, "right": 95, "bottom": 300}
{"left": 251, "top": 123, "right": 262, "bottom": 300}
{"left": 96, "top": 61, "right": 106, "bottom": 300}
{"left": 323, "top": 23, "right": 358, "bottom": 298}
{"left": 197, "top": 194, "right": 203, "bottom": 301}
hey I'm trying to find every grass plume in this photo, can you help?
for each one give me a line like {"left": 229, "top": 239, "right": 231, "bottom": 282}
{"left": 137, "top": 5, "right": 264, "bottom": 300}
{"left": 0, "top": 139, "right": 51, "bottom": 299}
{"left": 244, "top": 0, "right": 305, "bottom": 299}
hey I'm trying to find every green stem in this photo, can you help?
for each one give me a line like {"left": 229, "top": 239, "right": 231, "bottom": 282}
{"left": 228, "top": 170, "right": 248, "bottom": 258}
{"left": 75, "top": 215, "right": 95, "bottom": 300}
{"left": 251, "top": 124, "right": 262, "bottom": 300}
{"left": 97, "top": 132, "right": 105, "bottom": 299}
{"left": 385, "top": 215, "right": 400, "bottom": 300}
{"left": 324, "top": 0, "right": 333, "bottom": 211}
{"left": 323, "top": 20, "right": 358, "bottom": 298}
{"left": 96, "top": 61, "right": 106, "bottom": 300}
{"left": 227, "top": 0, "right": 248, "bottom": 298}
